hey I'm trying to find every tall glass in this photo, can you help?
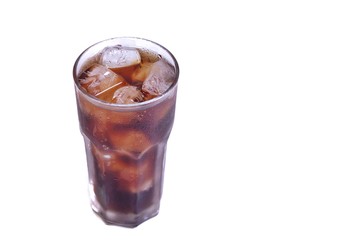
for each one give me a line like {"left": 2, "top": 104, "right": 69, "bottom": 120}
{"left": 73, "top": 37, "right": 179, "bottom": 227}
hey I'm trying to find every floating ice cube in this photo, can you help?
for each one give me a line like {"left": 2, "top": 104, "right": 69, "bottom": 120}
{"left": 79, "top": 64, "right": 125, "bottom": 97}
{"left": 99, "top": 45, "right": 141, "bottom": 69}
{"left": 112, "top": 86, "right": 144, "bottom": 104}
{"left": 131, "top": 62, "right": 153, "bottom": 83}
{"left": 77, "top": 91, "right": 140, "bottom": 126}
{"left": 139, "top": 49, "right": 161, "bottom": 63}
{"left": 142, "top": 59, "right": 175, "bottom": 96}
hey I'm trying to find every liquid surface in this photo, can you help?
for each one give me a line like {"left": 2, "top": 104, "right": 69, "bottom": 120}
{"left": 78, "top": 45, "right": 176, "bottom": 104}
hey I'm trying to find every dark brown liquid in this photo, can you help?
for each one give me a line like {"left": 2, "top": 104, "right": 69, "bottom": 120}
{"left": 75, "top": 46, "right": 177, "bottom": 225}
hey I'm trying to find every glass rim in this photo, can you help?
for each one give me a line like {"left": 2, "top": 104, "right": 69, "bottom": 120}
{"left": 73, "top": 36, "right": 179, "bottom": 109}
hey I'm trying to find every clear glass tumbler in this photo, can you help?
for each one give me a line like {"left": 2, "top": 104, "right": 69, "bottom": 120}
{"left": 73, "top": 37, "right": 179, "bottom": 227}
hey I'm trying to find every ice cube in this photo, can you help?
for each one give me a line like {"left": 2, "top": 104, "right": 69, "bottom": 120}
{"left": 77, "top": 92, "right": 141, "bottom": 126}
{"left": 99, "top": 45, "right": 141, "bottom": 69}
{"left": 108, "top": 129, "right": 152, "bottom": 154}
{"left": 92, "top": 143, "right": 155, "bottom": 193}
{"left": 92, "top": 144, "right": 118, "bottom": 174}
{"left": 112, "top": 86, "right": 144, "bottom": 104}
{"left": 142, "top": 59, "right": 176, "bottom": 96}
{"left": 139, "top": 49, "right": 161, "bottom": 63}
{"left": 131, "top": 62, "right": 153, "bottom": 83}
{"left": 117, "top": 159, "right": 154, "bottom": 193}
{"left": 79, "top": 64, "right": 126, "bottom": 97}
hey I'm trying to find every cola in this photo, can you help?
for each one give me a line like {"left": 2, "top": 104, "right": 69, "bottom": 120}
{"left": 73, "top": 37, "right": 179, "bottom": 227}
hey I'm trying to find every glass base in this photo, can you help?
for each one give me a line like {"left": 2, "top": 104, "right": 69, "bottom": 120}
{"left": 89, "top": 178, "right": 161, "bottom": 228}
{"left": 91, "top": 200, "right": 160, "bottom": 228}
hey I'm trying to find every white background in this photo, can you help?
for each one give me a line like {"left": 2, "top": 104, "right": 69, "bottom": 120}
{"left": 0, "top": 0, "right": 360, "bottom": 239}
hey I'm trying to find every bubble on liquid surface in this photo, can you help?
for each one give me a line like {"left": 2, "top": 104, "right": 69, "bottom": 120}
{"left": 142, "top": 59, "right": 175, "bottom": 96}
{"left": 112, "top": 86, "right": 144, "bottom": 104}
{"left": 99, "top": 45, "right": 141, "bottom": 69}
